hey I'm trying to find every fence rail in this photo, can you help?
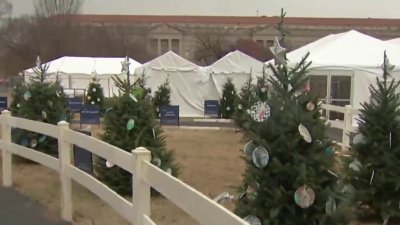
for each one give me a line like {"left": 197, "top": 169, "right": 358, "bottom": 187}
{"left": 0, "top": 110, "right": 247, "bottom": 225}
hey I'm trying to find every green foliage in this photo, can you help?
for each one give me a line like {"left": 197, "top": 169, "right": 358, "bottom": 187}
{"left": 219, "top": 78, "right": 236, "bottom": 119}
{"left": 341, "top": 52, "right": 400, "bottom": 225}
{"left": 235, "top": 53, "right": 348, "bottom": 225}
{"left": 153, "top": 79, "right": 171, "bottom": 118}
{"left": 85, "top": 76, "right": 105, "bottom": 113}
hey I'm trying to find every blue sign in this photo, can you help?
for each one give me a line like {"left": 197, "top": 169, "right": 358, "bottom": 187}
{"left": 0, "top": 97, "right": 7, "bottom": 111}
{"left": 160, "top": 105, "right": 179, "bottom": 126}
{"left": 68, "top": 97, "right": 83, "bottom": 112}
{"left": 73, "top": 130, "right": 93, "bottom": 174}
{"left": 80, "top": 105, "right": 100, "bottom": 125}
{"left": 204, "top": 100, "right": 219, "bottom": 117}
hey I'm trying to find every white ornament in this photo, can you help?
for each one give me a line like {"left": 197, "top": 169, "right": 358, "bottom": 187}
{"left": 252, "top": 146, "right": 269, "bottom": 169}
{"left": 17, "top": 103, "right": 20, "bottom": 108}
{"left": 249, "top": 101, "right": 271, "bottom": 122}
{"left": 226, "top": 106, "right": 230, "bottom": 111}
{"left": 353, "top": 133, "right": 366, "bottom": 145}
{"left": 41, "top": 111, "right": 47, "bottom": 119}
{"left": 87, "top": 95, "right": 91, "bottom": 100}
{"left": 106, "top": 160, "right": 114, "bottom": 168}
{"left": 97, "top": 98, "right": 100, "bottom": 102}
{"left": 298, "top": 124, "right": 312, "bottom": 143}
{"left": 261, "top": 87, "right": 267, "bottom": 93}
{"left": 243, "top": 215, "right": 262, "bottom": 225}
{"left": 238, "top": 104, "right": 243, "bottom": 110}
{"left": 92, "top": 88, "right": 96, "bottom": 92}
{"left": 91, "top": 101, "right": 95, "bottom": 105}
{"left": 349, "top": 159, "right": 362, "bottom": 171}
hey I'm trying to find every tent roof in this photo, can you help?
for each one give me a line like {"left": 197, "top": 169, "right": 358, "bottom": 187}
{"left": 24, "top": 56, "right": 142, "bottom": 75}
{"left": 385, "top": 37, "right": 400, "bottom": 45}
{"left": 206, "top": 50, "right": 264, "bottom": 74}
{"left": 273, "top": 30, "right": 400, "bottom": 69}
{"left": 136, "top": 51, "right": 199, "bottom": 73}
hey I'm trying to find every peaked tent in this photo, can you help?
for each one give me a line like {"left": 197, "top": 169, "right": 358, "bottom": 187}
{"left": 23, "top": 56, "right": 142, "bottom": 97}
{"left": 385, "top": 37, "right": 400, "bottom": 45}
{"left": 134, "top": 51, "right": 220, "bottom": 117}
{"left": 202, "top": 50, "right": 265, "bottom": 96}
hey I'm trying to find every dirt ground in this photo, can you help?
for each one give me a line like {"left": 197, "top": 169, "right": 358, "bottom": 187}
{"left": 1, "top": 128, "right": 247, "bottom": 225}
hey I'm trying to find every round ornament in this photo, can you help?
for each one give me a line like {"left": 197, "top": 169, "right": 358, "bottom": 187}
{"left": 238, "top": 104, "right": 243, "bottom": 110}
{"left": 298, "top": 124, "right": 312, "bottom": 143}
{"left": 47, "top": 100, "right": 53, "bottom": 108}
{"left": 353, "top": 133, "right": 366, "bottom": 145}
{"left": 92, "top": 88, "right": 96, "bottom": 92}
{"left": 97, "top": 98, "right": 100, "bottom": 102}
{"left": 152, "top": 157, "right": 161, "bottom": 167}
{"left": 30, "top": 139, "right": 37, "bottom": 148}
{"left": 325, "top": 146, "right": 335, "bottom": 155}
{"left": 19, "top": 138, "right": 29, "bottom": 147}
{"left": 126, "top": 119, "right": 135, "bottom": 131}
{"left": 56, "top": 92, "right": 60, "bottom": 97}
{"left": 249, "top": 101, "right": 271, "bottom": 122}
{"left": 294, "top": 185, "right": 315, "bottom": 208}
{"left": 132, "top": 86, "right": 144, "bottom": 98}
{"left": 244, "top": 140, "right": 257, "bottom": 159}
{"left": 41, "top": 111, "right": 47, "bottom": 119}
{"left": 349, "top": 159, "right": 362, "bottom": 172}
{"left": 226, "top": 106, "right": 231, "bottom": 111}
{"left": 87, "top": 95, "right": 91, "bottom": 100}
{"left": 23, "top": 91, "right": 31, "bottom": 100}
{"left": 243, "top": 215, "right": 262, "bottom": 225}
{"left": 261, "top": 87, "right": 267, "bottom": 93}
{"left": 252, "top": 146, "right": 269, "bottom": 169}
{"left": 165, "top": 168, "right": 172, "bottom": 175}
{"left": 326, "top": 197, "right": 337, "bottom": 215}
{"left": 245, "top": 183, "right": 259, "bottom": 200}
{"left": 306, "top": 102, "right": 315, "bottom": 111}
{"left": 106, "top": 160, "right": 114, "bottom": 168}
{"left": 91, "top": 101, "right": 95, "bottom": 105}
{"left": 38, "top": 135, "right": 46, "bottom": 143}
{"left": 17, "top": 103, "right": 20, "bottom": 108}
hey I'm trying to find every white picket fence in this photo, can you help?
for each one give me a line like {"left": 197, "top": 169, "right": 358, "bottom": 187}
{"left": 0, "top": 110, "right": 247, "bottom": 225}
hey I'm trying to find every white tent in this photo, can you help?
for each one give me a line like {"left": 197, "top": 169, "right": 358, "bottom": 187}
{"left": 23, "top": 56, "right": 142, "bottom": 97}
{"left": 385, "top": 37, "right": 400, "bottom": 45}
{"left": 202, "top": 50, "right": 264, "bottom": 96}
{"left": 134, "top": 51, "right": 219, "bottom": 117}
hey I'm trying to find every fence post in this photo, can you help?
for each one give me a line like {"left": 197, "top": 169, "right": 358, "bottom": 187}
{"left": 58, "top": 121, "right": 73, "bottom": 222}
{"left": 342, "top": 105, "right": 353, "bottom": 151}
{"left": 132, "top": 147, "right": 151, "bottom": 225}
{"left": 1, "top": 110, "right": 12, "bottom": 187}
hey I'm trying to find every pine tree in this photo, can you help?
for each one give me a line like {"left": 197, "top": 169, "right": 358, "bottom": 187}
{"left": 341, "top": 52, "right": 400, "bottom": 225}
{"left": 85, "top": 75, "right": 105, "bottom": 113}
{"left": 153, "top": 79, "right": 171, "bottom": 118}
{"left": 96, "top": 57, "right": 179, "bottom": 195}
{"left": 11, "top": 56, "right": 70, "bottom": 157}
{"left": 234, "top": 48, "right": 347, "bottom": 225}
{"left": 220, "top": 78, "right": 236, "bottom": 119}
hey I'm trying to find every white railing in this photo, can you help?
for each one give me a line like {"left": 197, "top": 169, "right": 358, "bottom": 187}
{"left": 321, "top": 104, "right": 360, "bottom": 150}
{"left": 0, "top": 110, "right": 247, "bottom": 225}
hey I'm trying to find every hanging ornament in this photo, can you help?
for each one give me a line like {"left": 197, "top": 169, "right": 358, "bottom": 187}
{"left": 38, "top": 135, "right": 46, "bottom": 143}
{"left": 238, "top": 104, "right": 243, "bottom": 110}
{"left": 23, "top": 91, "right": 31, "bottom": 100}
{"left": 326, "top": 197, "right": 337, "bottom": 216}
{"left": 226, "top": 106, "right": 230, "bottom": 111}
{"left": 298, "top": 124, "right": 312, "bottom": 143}
{"left": 126, "top": 119, "right": 135, "bottom": 131}
{"left": 349, "top": 159, "right": 362, "bottom": 172}
{"left": 105, "top": 107, "right": 113, "bottom": 114}
{"left": 306, "top": 102, "right": 315, "bottom": 111}
{"left": 92, "top": 87, "right": 97, "bottom": 92}
{"left": 245, "top": 183, "right": 258, "bottom": 200}
{"left": 41, "top": 110, "right": 47, "bottom": 119}
{"left": 353, "top": 133, "right": 366, "bottom": 145}
{"left": 87, "top": 95, "right": 91, "bottom": 100}
{"left": 152, "top": 157, "right": 161, "bottom": 167}
{"left": 243, "top": 215, "right": 262, "bottom": 225}
{"left": 389, "top": 132, "right": 392, "bottom": 149}
{"left": 56, "top": 92, "right": 60, "bottom": 97}
{"left": 261, "top": 87, "right": 267, "bottom": 93}
{"left": 326, "top": 169, "right": 338, "bottom": 178}
{"left": 165, "top": 168, "right": 172, "bottom": 175}
{"left": 19, "top": 138, "right": 29, "bottom": 147}
{"left": 17, "top": 103, "right": 20, "bottom": 108}
{"left": 152, "top": 127, "right": 156, "bottom": 138}
{"left": 370, "top": 170, "right": 375, "bottom": 185}
{"left": 91, "top": 101, "right": 95, "bottom": 105}
{"left": 30, "top": 139, "right": 38, "bottom": 148}
{"left": 132, "top": 86, "right": 144, "bottom": 98}
{"left": 252, "top": 146, "right": 269, "bottom": 169}
{"left": 324, "top": 146, "right": 335, "bottom": 155}
{"left": 97, "top": 98, "right": 100, "bottom": 102}
{"left": 249, "top": 101, "right": 271, "bottom": 122}
{"left": 105, "top": 160, "right": 114, "bottom": 168}
{"left": 129, "top": 93, "right": 138, "bottom": 102}
{"left": 244, "top": 140, "right": 257, "bottom": 159}
{"left": 47, "top": 100, "right": 53, "bottom": 108}
{"left": 213, "top": 192, "right": 234, "bottom": 203}
{"left": 294, "top": 185, "right": 315, "bottom": 208}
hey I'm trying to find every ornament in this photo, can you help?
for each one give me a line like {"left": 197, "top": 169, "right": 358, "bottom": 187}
{"left": 294, "top": 185, "right": 315, "bottom": 208}
{"left": 17, "top": 103, "right": 20, "bottom": 108}
{"left": 306, "top": 102, "right": 315, "bottom": 111}
{"left": 269, "top": 36, "right": 287, "bottom": 66}
{"left": 261, "top": 87, "right": 267, "bottom": 93}
{"left": 92, "top": 87, "right": 96, "bottom": 92}
{"left": 326, "top": 197, "right": 337, "bottom": 216}
{"left": 47, "top": 100, "right": 53, "bottom": 108}
{"left": 325, "top": 146, "right": 335, "bottom": 155}
{"left": 243, "top": 215, "right": 262, "bottom": 225}
{"left": 126, "top": 119, "right": 135, "bottom": 131}
{"left": 223, "top": 96, "right": 226, "bottom": 100}
{"left": 87, "top": 95, "right": 91, "bottom": 100}
{"left": 389, "top": 132, "right": 392, "bottom": 149}
{"left": 23, "top": 91, "right": 31, "bottom": 100}
{"left": 238, "top": 104, "right": 243, "bottom": 110}
{"left": 327, "top": 169, "right": 338, "bottom": 178}
{"left": 91, "top": 101, "right": 95, "bottom": 105}
{"left": 349, "top": 159, "right": 361, "bottom": 171}
{"left": 41, "top": 111, "right": 47, "bottom": 119}
{"left": 226, "top": 106, "right": 230, "bottom": 111}
{"left": 30, "top": 139, "right": 37, "bottom": 148}
{"left": 97, "top": 98, "right": 100, "bottom": 102}
{"left": 129, "top": 93, "right": 138, "bottom": 102}
{"left": 132, "top": 86, "right": 144, "bottom": 98}
{"left": 245, "top": 184, "right": 258, "bottom": 200}
{"left": 38, "top": 135, "right": 46, "bottom": 143}
{"left": 370, "top": 170, "right": 375, "bottom": 185}
{"left": 165, "top": 168, "right": 172, "bottom": 175}
{"left": 152, "top": 127, "right": 156, "bottom": 138}
{"left": 353, "top": 133, "right": 366, "bottom": 145}
{"left": 105, "top": 160, "right": 114, "bottom": 168}
{"left": 152, "top": 157, "right": 161, "bottom": 167}
{"left": 56, "top": 92, "right": 60, "bottom": 97}
{"left": 244, "top": 140, "right": 257, "bottom": 159}
{"left": 19, "top": 138, "right": 29, "bottom": 147}
{"left": 213, "top": 192, "right": 234, "bottom": 203}
{"left": 298, "top": 124, "right": 312, "bottom": 143}
{"left": 252, "top": 146, "right": 269, "bottom": 169}
{"left": 105, "top": 107, "right": 113, "bottom": 114}
{"left": 249, "top": 101, "right": 271, "bottom": 122}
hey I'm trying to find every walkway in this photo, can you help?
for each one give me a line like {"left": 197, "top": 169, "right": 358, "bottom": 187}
{"left": 0, "top": 187, "right": 73, "bottom": 225}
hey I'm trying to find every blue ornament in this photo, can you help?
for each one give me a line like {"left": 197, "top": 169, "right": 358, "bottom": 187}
{"left": 325, "top": 146, "right": 335, "bottom": 155}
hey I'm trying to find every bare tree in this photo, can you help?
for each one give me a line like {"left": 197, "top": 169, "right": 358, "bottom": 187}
{"left": 194, "top": 34, "right": 229, "bottom": 65}
{"left": 34, "top": 0, "right": 83, "bottom": 18}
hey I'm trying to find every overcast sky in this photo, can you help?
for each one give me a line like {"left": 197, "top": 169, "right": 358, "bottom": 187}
{"left": 9, "top": 0, "right": 400, "bottom": 18}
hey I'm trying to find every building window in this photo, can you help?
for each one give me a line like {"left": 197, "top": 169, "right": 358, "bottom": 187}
{"left": 160, "top": 39, "right": 169, "bottom": 54}
{"left": 149, "top": 39, "right": 158, "bottom": 54}
{"left": 149, "top": 38, "right": 181, "bottom": 55}
{"left": 171, "top": 39, "right": 180, "bottom": 53}
{"left": 266, "top": 40, "right": 274, "bottom": 47}
{"left": 256, "top": 40, "right": 264, "bottom": 47}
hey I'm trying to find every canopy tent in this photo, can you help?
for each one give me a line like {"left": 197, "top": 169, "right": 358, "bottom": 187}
{"left": 201, "top": 50, "right": 264, "bottom": 96}
{"left": 23, "top": 56, "right": 142, "bottom": 97}
{"left": 134, "top": 51, "right": 219, "bottom": 117}
{"left": 385, "top": 37, "right": 400, "bottom": 45}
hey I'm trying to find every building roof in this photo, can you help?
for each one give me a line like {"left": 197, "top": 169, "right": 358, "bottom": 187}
{"left": 58, "top": 14, "right": 400, "bottom": 26}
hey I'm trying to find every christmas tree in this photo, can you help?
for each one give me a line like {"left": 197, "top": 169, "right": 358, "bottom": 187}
{"left": 341, "top": 52, "right": 400, "bottom": 225}
{"left": 234, "top": 40, "right": 347, "bottom": 225}
{"left": 219, "top": 78, "right": 236, "bottom": 119}
{"left": 11, "top": 56, "right": 70, "bottom": 157}
{"left": 153, "top": 79, "right": 171, "bottom": 118}
{"left": 96, "top": 57, "right": 179, "bottom": 195}
{"left": 85, "top": 74, "right": 105, "bottom": 113}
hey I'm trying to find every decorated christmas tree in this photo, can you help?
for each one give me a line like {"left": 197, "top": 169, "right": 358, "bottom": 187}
{"left": 96, "top": 57, "right": 179, "bottom": 195}
{"left": 153, "top": 79, "right": 171, "bottom": 118}
{"left": 341, "top": 52, "right": 400, "bottom": 225}
{"left": 85, "top": 74, "right": 105, "bottom": 113}
{"left": 234, "top": 39, "right": 347, "bottom": 225}
{"left": 219, "top": 78, "right": 236, "bottom": 119}
{"left": 11, "top": 56, "right": 70, "bottom": 157}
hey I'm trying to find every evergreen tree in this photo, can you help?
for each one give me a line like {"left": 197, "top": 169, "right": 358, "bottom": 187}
{"left": 96, "top": 57, "right": 179, "bottom": 195}
{"left": 153, "top": 79, "right": 171, "bottom": 118}
{"left": 341, "top": 52, "right": 400, "bottom": 225}
{"left": 11, "top": 56, "right": 69, "bottom": 157}
{"left": 219, "top": 78, "right": 236, "bottom": 119}
{"left": 235, "top": 47, "right": 347, "bottom": 225}
{"left": 85, "top": 75, "right": 105, "bottom": 113}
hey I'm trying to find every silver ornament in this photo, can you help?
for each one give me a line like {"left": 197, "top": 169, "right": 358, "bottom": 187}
{"left": 243, "top": 215, "right": 262, "bottom": 225}
{"left": 252, "top": 146, "right": 269, "bottom": 169}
